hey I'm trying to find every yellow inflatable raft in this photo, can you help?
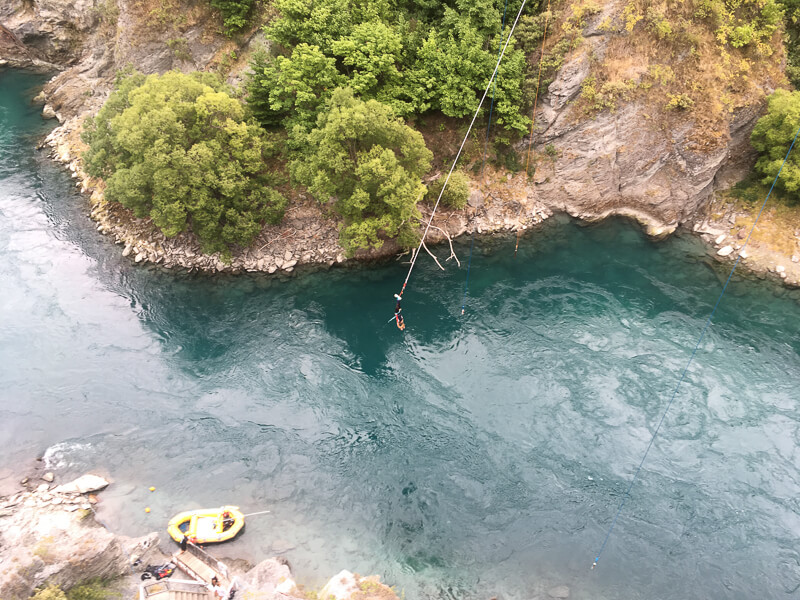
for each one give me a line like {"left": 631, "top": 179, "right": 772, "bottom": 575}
{"left": 167, "top": 505, "right": 245, "bottom": 544}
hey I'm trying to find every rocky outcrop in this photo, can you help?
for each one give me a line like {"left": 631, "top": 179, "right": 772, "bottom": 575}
{"left": 241, "top": 557, "right": 297, "bottom": 598}
{"left": 522, "top": 10, "right": 775, "bottom": 234}
{"left": 317, "top": 570, "right": 399, "bottom": 600}
{"left": 0, "top": 474, "right": 154, "bottom": 600}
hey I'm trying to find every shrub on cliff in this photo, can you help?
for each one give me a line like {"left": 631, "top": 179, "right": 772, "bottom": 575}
{"left": 290, "top": 88, "right": 433, "bottom": 253}
{"left": 426, "top": 170, "right": 471, "bottom": 209}
{"left": 31, "top": 585, "right": 67, "bottom": 600}
{"left": 210, "top": 0, "right": 255, "bottom": 34}
{"left": 82, "top": 71, "right": 286, "bottom": 253}
{"left": 751, "top": 89, "right": 800, "bottom": 200}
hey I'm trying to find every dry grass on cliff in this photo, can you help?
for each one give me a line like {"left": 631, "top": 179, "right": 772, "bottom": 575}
{"left": 549, "top": 0, "right": 787, "bottom": 149}
{"left": 711, "top": 189, "right": 800, "bottom": 256}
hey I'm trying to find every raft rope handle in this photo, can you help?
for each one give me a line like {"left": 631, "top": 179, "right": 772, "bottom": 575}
{"left": 398, "top": 0, "right": 530, "bottom": 299}
{"left": 524, "top": 0, "right": 552, "bottom": 178}
{"left": 591, "top": 123, "right": 800, "bottom": 570}
{"left": 463, "top": 0, "right": 510, "bottom": 316}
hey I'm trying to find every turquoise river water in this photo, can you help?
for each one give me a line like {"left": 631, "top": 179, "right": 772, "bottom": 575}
{"left": 2, "top": 68, "right": 800, "bottom": 599}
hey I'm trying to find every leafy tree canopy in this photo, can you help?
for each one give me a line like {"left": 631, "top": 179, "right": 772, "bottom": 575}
{"left": 291, "top": 88, "right": 433, "bottom": 253}
{"left": 83, "top": 71, "right": 286, "bottom": 253}
{"left": 248, "top": 0, "right": 530, "bottom": 132}
{"left": 751, "top": 89, "right": 800, "bottom": 197}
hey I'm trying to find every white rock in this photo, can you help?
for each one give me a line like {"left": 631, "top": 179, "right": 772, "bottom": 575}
{"left": 284, "top": 259, "right": 297, "bottom": 269}
{"left": 122, "top": 244, "right": 132, "bottom": 257}
{"left": 776, "top": 265, "right": 785, "bottom": 273}
{"left": 738, "top": 248, "right": 749, "bottom": 259}
{"left": 284, "top": 249, "right": 293, "bottom": 262}
{"left": 42, "top": 472, "right": 54, "bottom": 482}
{"left": 780, "top": 272, "right": 787, "bottom": 279}
{"left": 715, "top": 234, "right": 727, "bottom": 245}
{"left": 268, "top": 265, "right": 277, "bottom": 274}
{"left": 36, "top": 483, "right": 50, "bottom": 493}
{"left": 717, "top": 245, "right": 734, "bottom": 257}
{"left": 53, "top": 474, "right": 109, "bottom": 495}
{"left": 134, "top": 253, "right": 144, "bottom": 263}
{"left": 319, "top": 570, "right": 359, "bottom": 600}
{"left": 42, "top": 104, "right": 57, "bottom": 120}
{"left": 792, "top": 255, "right": 800, "bottom": 263}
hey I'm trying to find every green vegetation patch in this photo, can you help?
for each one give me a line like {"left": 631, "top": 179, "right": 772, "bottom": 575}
{"left": 247, "top": 0, "right": 531, "bottom": 134}
{"left": 210, "top": 0, "right": 256, "bottom": 34}
{"left": 751, "top": 89, "right": 800, "bottom": 201}
{"left": 426, "top": 170, "right": 471, "bottom": 209}
{"left": 82, "top": 70, "right": 287, "bottom": 254}
{"left": 290, "top": 88, "right": 433, "bottom": 254}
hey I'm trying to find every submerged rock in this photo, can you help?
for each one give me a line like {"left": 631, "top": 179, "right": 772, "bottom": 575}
{"left": 548, "top": 584, "right": 570, "bottom": 598}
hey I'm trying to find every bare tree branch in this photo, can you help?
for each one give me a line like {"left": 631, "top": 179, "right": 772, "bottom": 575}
{"left": 428, "top": 224, "right": 461, "bottom": 267}
{"left": 421, "top": 239, "right": 445, "bottom": 271}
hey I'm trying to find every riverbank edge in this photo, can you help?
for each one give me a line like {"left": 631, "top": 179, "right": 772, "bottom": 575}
{"left": 41, "top": 118, "right": 553, "bottom": 276}
{"left": 41, "top": 115, "right": 800, "bottom": 288}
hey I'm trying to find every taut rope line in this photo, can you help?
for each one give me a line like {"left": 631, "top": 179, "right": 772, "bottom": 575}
{"left": 397, "top": 0, "right": 530, "bottom": 299}
{"left": 591, "top": 123, "right": 800, "bottom": 570}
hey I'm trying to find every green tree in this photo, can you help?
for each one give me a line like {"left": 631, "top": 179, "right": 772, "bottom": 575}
{"left": 751, "top": 89, "right": 800, "bottom": 197}
{"left": 247, "top": 44, "right": 345, "bottom": 130}
{"left": 331, "top": 22, "right": 404, "bottom": 106}
{"left": 83, "top": 71, "right": 286, "bottom": 253}
{"left": 412, "top": 14, "right": 529, "bottom": 131}
{"left": 291, "top": 88, "right": 433, "bottom": 252}
{"left": 210, "top": 0, "right": 255, "bottom": 34}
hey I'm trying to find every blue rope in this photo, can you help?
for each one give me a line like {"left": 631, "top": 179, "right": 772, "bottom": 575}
{"left": 592, "top": 123, "right": 800, "bottom": 570}
{"left": 461, "top": 233, "right": 476, "bottom": 315}
{"left": 463, "top": 0, "right": 509, "bottom": 316}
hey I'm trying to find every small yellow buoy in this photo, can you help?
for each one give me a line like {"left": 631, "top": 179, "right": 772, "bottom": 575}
{"left": 145, "top": 507, "right": 151, "bottom": 513}
{"left": 149, "top": 486, "right": 156, "bottom": 492}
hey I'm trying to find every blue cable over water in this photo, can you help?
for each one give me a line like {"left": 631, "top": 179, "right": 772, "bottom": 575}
{"left": 463, "top": 0, "right": 509, "bottom": 315}
{"left": 591, "top": 123, "right": 800, "bottom": 570}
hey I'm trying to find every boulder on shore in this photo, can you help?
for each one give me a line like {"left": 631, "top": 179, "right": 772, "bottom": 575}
{"left": 52, "top": 474, "right": 109, "bottom": 494}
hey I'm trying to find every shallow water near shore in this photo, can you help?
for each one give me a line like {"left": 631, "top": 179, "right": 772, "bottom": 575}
{"left": 3, "top": 68, "right": 800, "bottom": 599}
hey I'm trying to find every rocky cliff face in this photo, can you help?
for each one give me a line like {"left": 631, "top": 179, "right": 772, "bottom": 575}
{"left": 518, "top": 0, "right": 784, "bottom": 233}
{"left": 0, "top": 0, "right": 244, "bottom": 119}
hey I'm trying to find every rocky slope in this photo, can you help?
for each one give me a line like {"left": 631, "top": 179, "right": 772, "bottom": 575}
{"left": 0, "top": 0, "right": 793, "bottom": 278}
